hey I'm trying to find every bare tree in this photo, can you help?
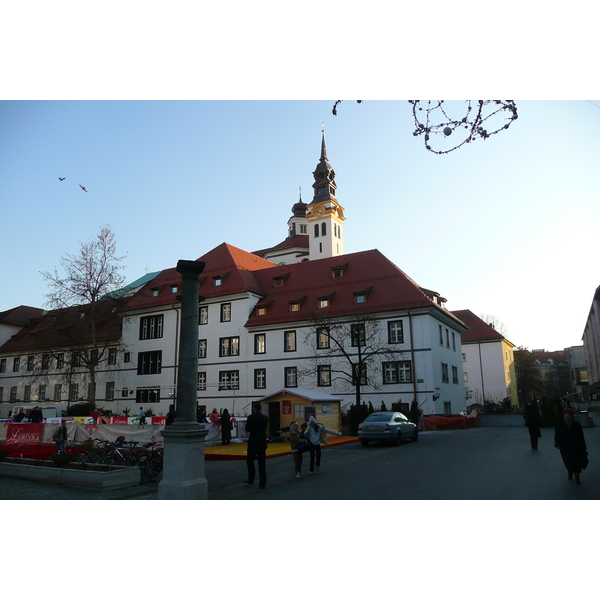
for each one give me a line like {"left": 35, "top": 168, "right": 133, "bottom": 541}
{"left": 298, "top": 308, "right": 410, "bottom": 413}
{"left": 39, "top": 226, "right": 127, "bottom": 406}
{"left": 479, "top": 313, "right": 510, "bottom": 337}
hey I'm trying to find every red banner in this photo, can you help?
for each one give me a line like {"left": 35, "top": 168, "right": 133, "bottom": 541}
{"left": 6, "top": 423, "right": 45, "bottom": 444}
{"left": 151, "top": 416, "right": 166, "bottom": 425}
{"left": 112, "top": 417, "right": 129, "bottom": 424}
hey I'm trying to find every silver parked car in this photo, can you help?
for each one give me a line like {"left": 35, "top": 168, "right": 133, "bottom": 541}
{"left": 358, "top": 411, "right": 418, "bottom": 446}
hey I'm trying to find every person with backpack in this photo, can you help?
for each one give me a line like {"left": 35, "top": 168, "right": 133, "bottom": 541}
{"left": 52, "top": 421, "right": 68, "bottom": 453}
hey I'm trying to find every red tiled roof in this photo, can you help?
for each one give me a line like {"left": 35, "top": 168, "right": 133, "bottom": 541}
{"left": 0, "top": 305, "right": 45, "bottom": 326}
{"left": 452, "top": 310, "right": 504, "bottom": 342}
{"left": 122, "top": 243, "right": 276, "bottom": 311}
{"left": 253, "top": 235, "right": 309, "bottom": 257}
{"left": 0, "top": 302, "right": 122, "bottom": 353}
{"left": 246, "top": 249, "right": 467, "bottom": 328}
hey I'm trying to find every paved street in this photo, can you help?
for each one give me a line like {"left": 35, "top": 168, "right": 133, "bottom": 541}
{"left": 1, "top": 425, "right": 599, "bottom": 500}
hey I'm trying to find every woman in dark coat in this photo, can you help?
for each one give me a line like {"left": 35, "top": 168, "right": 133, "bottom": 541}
{"left": 524, "top": 401, "right": 542, "bottom": 450}
{"left": 220, "top": 409, "right": 232, "bottom": 445}
{"left": 554, "top": 408, "right": 588, "bottom": 484}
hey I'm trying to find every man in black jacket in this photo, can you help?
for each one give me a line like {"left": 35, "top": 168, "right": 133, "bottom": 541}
{"left": 245, "top": 402, "right": 268, "bottom": 489}
{"left": 29, "top": 407, "right": 44, "bottom": 423}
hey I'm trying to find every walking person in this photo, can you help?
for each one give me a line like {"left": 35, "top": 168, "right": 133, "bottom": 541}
{"left": 221, "top": 408, "right": 232, "bottom": 445}
{"left": 52, "top": 420, "right": 68, "bottom": 453}
{"left": 306, "top": 416, "right": 322, "bottom": 473}
{"left": 289, "top": 421, "right": 308, "bottom": 479}
{"left": 523, "top": 401, "right": 542, "bottom": 450}
{"left": 554, "top": 407, "right": 588, "bottom": 484}
{"left": 138, "top": 408, "right": 146, "bottom": 429}
{"left": 245, "top": 402, "right": 268, "bottom": 489}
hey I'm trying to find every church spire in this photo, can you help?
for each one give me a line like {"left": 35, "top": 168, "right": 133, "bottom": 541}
{"left": 311, "top": 124, "right": 337, "bottom": 204}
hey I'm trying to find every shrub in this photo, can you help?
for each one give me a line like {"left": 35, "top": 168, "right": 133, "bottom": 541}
{"left": 66, "top": 402, "right": 95, "bottom": 417}
{"left": 50, "top": 453, "right": 71, "bottom": 468}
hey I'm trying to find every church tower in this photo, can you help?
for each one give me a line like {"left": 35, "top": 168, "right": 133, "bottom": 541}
{"left": 307, "top": 130, "right": 345, "bottom": 260}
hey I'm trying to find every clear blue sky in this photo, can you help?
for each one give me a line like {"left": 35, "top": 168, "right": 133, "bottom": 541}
{"left": 1, "top": 99, "right": 599, "bottom": 351}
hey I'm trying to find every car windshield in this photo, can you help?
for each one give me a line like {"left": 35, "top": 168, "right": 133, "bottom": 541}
{"left": 364, "top": 413, "right": 395, "bottom": 422}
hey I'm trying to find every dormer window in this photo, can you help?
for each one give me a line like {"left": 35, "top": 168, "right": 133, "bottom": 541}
{"left": 317, "top": 292, "right": 335, "bottom": 309}
{"left": 214, "top": 278, "right": 222, "bottom": 286}
{"left": 273, "top": 273, "right": 290, "bottom": 287}
{"left": 151, "top": 289, "right": 159, "bottom": 297}
{"left": 257, "top": 307, "right": 267, "bottom": 316}
{"left": 212, "top": 272, "right": 230, "bottom": 287}
{"left": 171, "top": 286, "right": 178, "bottom": 294}
{"left": 331, "top": 263, "right": 348, "bottom": 278}
{"left": 318, "top": 299, "right": 329, "bottom": 309}
{"left": 353, "top": 286, "right": 372, "bottom": 304}
{"left": 290, "top": 303, "right": 300, "bottom": 312}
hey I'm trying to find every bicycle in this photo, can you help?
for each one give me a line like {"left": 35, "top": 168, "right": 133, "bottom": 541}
{"left": 136, "top": 442, "right": 164, "bottom": 483}
{"left": 75, "top": 439, "right": 112, "bottom": 465}
{"left": 100, "top": 438, "right": 140, "bottom": 466}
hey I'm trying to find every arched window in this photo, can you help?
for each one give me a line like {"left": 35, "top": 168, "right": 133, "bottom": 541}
{"left": 314, "top": 224, "right": 319, "bottom": 238}
{"left": 321, "top": 222, "right": 326, "bottom": 236}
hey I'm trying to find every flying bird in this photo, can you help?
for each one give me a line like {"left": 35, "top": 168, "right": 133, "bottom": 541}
{"left": 79, "top": 184, "right": 88, "bottom": 192}
{"left": 59, "top": 177, "right": 65, "bottom": 181}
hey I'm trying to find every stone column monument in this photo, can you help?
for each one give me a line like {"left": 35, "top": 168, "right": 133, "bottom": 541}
{"left": 158, "top": 259, "right": 208, "bottom": 499}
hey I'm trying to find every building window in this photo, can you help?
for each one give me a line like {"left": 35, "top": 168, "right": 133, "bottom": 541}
{"left": 140, "top": 314, "right": 164, "bottom": 340}
{"left": 284, "top": 330, "right": 296, "bottom": 352}
{"left": 444, "top": 402, "right": 452, "bottom": 416}
{"left": 27, "top": 355, "right": 35, "bottom": 371}
{"left": 0, "top": 358, "right": 6, "bottom": 373}
{"left": 198, "top": 372, "right": 207, "bottom": 390}
{"left": 317, "top": 327, "right": 330, "bottom": 349}
{"left": 69, "top": 383, "right": 79, "bottom": 402}
{"left": 332, "top": 269, "right": 343, "bottom": 278}
{"left": 72, "top": 352, "right": 81, "bottom": 367}
{"left": 121, "top": 387, "right": 129, "bottom": 398}
{"left": 318, "top": 299, "right": 330, "bottom": 309}
{"left": 24, "top": 385, "right": 31, "bottom": 402}
{"left": 219, "top": 371, "right": 239, "bottom": 390}
{"left": 137, "top": 388, "right": 160, "bottom": 403}
{"left": 254, "top": 333, "right": 266, "bottom": 354}
{"left": 13, "top": 357, "right": 20, "bottom": 372}
{"left": 382, "top": 361, "right": 412, "bottom": 384}
{"left": 351, "top": 323, "right": 366, "bottom": 347}
{"left": 10, "top": 386, "right": 18, "bottom": 402}
{"left": 124, "top": 352, "right": 131, "bottom": 363}
{"left": 299, "top": 224, "right": 307, "bottom": 234}
{"left": 38, "top": 384, "right": 46, "bottom": 401}
{"left": 137, "top": 351, "right": 162, "bottom": 375}
{"left": 285, "top": 366, "right": 298, "bottom": 388}
{"left": 220, "top": 303, "right": 231, "bottom": 322}
{"left": 151, "top": 289, "right": 159, "bottom": 297}
{"left": 106, "top": 382, "right": 115, "bottom": 401}
{"left": 388, "top": 321, "right": 404, "bottom": 344}
{"left": 442, "top": 363, "right": 449, "bottom": 383}
{"left": 220, "top": 337, "right": 240, "bottom": 357}
{"left": 0, "top": 388, "right": 3, "bottom": 402}
{"left": 54, "top": 384, "right": 62, "bottom": 402}
{"left": 289, "top": 302, "right": 300, "bottom": 312}
{"left": 314, "top": 224, "right": 319, "bottom": 238}
{"left": 57, "top": 353, "right": 64, "bottom": 368}
{"left": 256, "top": 307, "right": 267, "bottom": 316}
{"left": 452, "top": 332, "right": 456, "bottom": 351}
{"left": 452, "top": 365, "right": 459, "bottom": 384}
{"left": 199, "top": 306, "right": 209, "bottom": 325}
{"left": 171, "top": 286, "right": 178, "bottom": 294}
{"left": 108, "top": 348, "right": 117, "bottom": 365}
{"left": 198, "top": 340, "right": 208, "bottom": 358}
{"left": 199, "top": 339, "right": 207, "bottom": 358}
{"left": 321, "top": 222, "right": 326, "bottom": 236}
{"left": 439, "top": 325, "right": 444, "bottom": 346}
{"left": 254, "top": 368, "right": 266, "bottom": 389}
{"left": 317, "top": 365, "right": 331, "bottom": 386}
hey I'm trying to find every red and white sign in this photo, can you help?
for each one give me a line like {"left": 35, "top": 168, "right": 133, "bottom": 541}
{"left": 6, "top": 423, "right": 45, "bottom": 444}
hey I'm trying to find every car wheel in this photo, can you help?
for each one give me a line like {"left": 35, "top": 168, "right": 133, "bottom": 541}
{"left": 394, "top": 431, "right": 402, "bottom": 446}
{"left": 411, "top": 429, "right": 419, "bottom": 442}
{"left": 360, "top": 439, "right": 369, "bottom": 447}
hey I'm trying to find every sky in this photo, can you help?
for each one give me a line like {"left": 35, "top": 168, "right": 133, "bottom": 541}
{"left": 1, "top": 99, "right": 599, "bottom": 352}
